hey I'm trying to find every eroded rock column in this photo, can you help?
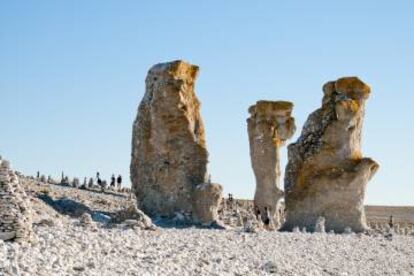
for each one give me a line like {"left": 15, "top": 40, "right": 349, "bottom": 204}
{"left": 283, "top": 77, "right": 379, "bottom": 233}
{"left": 131, "top": 60, "right": 222, "bottom": 224}
{"left": 247, "top": 101, "right": 296, "bottom": 229}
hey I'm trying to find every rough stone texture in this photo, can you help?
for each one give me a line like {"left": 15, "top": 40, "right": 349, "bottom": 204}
{"left": 247, "top": 101, "right": 295, "bottom": 229}
{"left": 283, "top": 77, "right": 379, "bottom": 233}
{"left": 110, "top": 201, "right": 156, "bottom": 230}
{"left": 131, "top": 60, "right": 222, "bottom": 223}
{"left": 192, "top": 183, "right": 223, "bottom": 225}
{"left": 0, "top": 157, "right": 32, "bottom": 242}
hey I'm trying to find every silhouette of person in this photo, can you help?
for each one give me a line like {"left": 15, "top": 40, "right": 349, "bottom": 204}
{"left": 254, "top": 205, "right": 261, "bottom": 221}
{"left": 117, "top": 175, "right": 122, "bottom": 188}
{"left": 263, "top": 207, "right": 271, "bottom": 228}
{"left": 389, "top": 215, "right": 394, "bottom": 229}
{"left": 110, "top": 174, "right": 116, "bottom": 187}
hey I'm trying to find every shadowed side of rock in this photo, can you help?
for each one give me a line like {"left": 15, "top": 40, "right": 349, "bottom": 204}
{"left": 247, "top": 101, "right": 295, "bottom": 229}
{"left": 130, "top": 60, "right": 222, "bottom": 224}
{"left": 283, "top": 77, "right": 379, "bottom": 233}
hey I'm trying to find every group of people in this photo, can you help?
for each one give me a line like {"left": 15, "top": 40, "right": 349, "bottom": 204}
{"left": 96, "top": 172, "right": 122, "bottom": 190}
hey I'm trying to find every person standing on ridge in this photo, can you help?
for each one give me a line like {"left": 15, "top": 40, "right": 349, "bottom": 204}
{"left": 117, "top": 175, "right": 122, "bottom": 189}
{"left": 389, "top": 215, "right": 394, "bottom": 229}
{"left": 110, "top": 174, "right": 116, "bottom": 187}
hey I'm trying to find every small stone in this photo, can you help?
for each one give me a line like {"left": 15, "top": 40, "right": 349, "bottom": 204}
{"left": 314, "top": 216, "right": 326, "bottom": 233}
{"left": 344, "top": 227, "right": 353, "bottom": 234}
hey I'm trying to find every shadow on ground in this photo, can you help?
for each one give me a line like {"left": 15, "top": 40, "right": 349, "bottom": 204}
{"left": 37, "top": 193, "right": 113, "bottom": 223}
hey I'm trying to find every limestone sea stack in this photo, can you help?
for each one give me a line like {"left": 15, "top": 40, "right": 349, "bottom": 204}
{"left": 247, "top": 101, "right": 296, "bottom": 229}
{"left": 0, "top": 156, "right": 33, "bottom": 241}
{"left": 131, "top": 60, "right": 223, "bottom": 224}
{"left": 283, "top": 77, "right": 379, "bottom": 233}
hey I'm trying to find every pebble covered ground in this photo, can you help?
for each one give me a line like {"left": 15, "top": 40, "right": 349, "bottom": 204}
{"left": 1, "top": 180, "right": 413, "bottom": 276}
{"left": 1, "top": 219, "right": 414, "bottom": 275}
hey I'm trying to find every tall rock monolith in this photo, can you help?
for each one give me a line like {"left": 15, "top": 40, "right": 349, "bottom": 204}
{"left": 283, "top": 77, "right": 379, "bottom": 233}
{"left": 247, "top": 101, "right": 296, "bottom": 229}
{"left": 131, "top": 60, "right": 222, "bottom": 224}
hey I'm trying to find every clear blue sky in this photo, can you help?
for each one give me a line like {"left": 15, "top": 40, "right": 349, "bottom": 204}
{"left": 1, "top": 1, "right": 413, "bottom": 205}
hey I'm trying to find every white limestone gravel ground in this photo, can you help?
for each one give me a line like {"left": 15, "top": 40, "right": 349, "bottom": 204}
{"left": 1, "top": 220, "right": 414, "bottom": 276}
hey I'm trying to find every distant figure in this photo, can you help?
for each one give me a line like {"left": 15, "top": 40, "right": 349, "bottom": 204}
{"left": 389, "top": 215, "right": 394, "bottom": 229}
{"left": 117, "top": 175, "right": 122, "bottom": 189}
{"left": 81, "top": 177, "right": 87, "bottom": 189}
{"left": 110, "top": 174, "right": 116, "bottom": 187}
{"left": 228, "top": 193, "right": 234, "bottom": 209}
{"left": 263, "top": 207, "right": 271, "bottom": 229}
{"left": 96, "top": 172, "right": 100, "bottom": 179}
{"left": 37, "top": 171, "right": 40, "bottom": 179}
{"left": 88, "top": 177, "right": 94, "bottom": 189}
{"left": 254, "top": 205, "right": 261, "bottom": 221}
{"left": 61, "top": 172, "right": 65, "bottom": 181}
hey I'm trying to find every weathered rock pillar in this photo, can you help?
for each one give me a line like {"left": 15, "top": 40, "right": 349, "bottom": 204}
{"left": 247, "top": 101, "right": 296, "bottom": 229}
{"left": 131, "top": 60, "right": 222, "bottom": 224}
{"left": 283, "top": 77, "right": 379, "bottom": 233}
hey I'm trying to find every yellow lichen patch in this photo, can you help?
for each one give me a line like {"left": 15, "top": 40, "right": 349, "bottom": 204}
{"left": 295, "top": 162, "right": 316, "bottom": 191}
{"left": 256, "top": 100, "right": 293, "bottom": 111}
{"left": 335, "top": 77, "right": 371, "bottom": 99}
{"left": 168, "top": 60, "right": 199, "bottom": 83}
{"left": 250, "top": 100, "right": 294, "bottom": 117}
{"left": 351, "top": 151, "right": 363, "bottom": 161}
{"left": 337, "top": 99, "right": 360, "bottom": 113}
{"left": 272, "top": 138, "right": 282, "bottom": 147}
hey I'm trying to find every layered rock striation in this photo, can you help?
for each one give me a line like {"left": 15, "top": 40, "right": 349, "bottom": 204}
{"left": 283, "top": 77, "right": 379, "bottom": 233}
{"left": 0, "top": 157, "right": 32, "bottom": 241}
{"left": 131, "top": 60, "right": 222, "bottom": 224}
{"left": 247, "top": 101, "right": 296, "bottom": 229}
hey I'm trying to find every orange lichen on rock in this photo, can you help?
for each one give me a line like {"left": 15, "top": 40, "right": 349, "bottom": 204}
{"left": 283, "top": 77, "right": 379, "bottom": 233}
